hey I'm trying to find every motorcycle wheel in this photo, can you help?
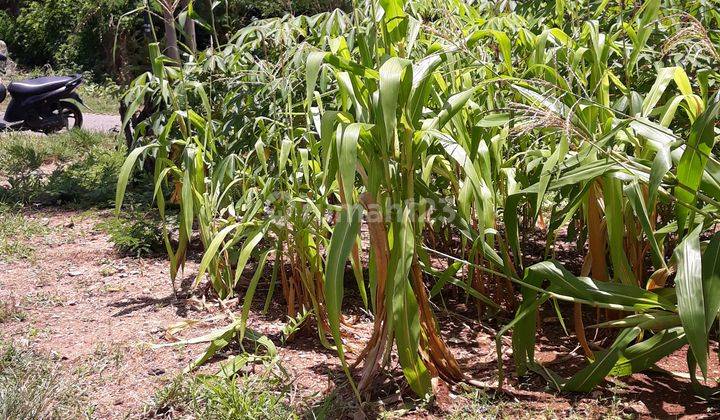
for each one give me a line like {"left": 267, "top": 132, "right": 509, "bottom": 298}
{"left": 57, "top": 101, "right": 83, "bottom": 132}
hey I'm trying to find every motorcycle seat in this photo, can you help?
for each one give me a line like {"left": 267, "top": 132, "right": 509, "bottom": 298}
{"left": 8, "top": 76, "right": 76, "bottom": 95}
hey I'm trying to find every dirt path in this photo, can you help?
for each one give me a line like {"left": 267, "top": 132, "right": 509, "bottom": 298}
{"left": 0, "top": 208, "right": 336, "bottom": 418}
{"left": 2, "top": 208, "right": 719, "bottom": 418}
{"left": 0, "top": 209, "right": 208, "bottom": 417}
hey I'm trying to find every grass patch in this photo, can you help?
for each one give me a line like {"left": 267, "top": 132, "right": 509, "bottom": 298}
{"left": 147, "top": 373, "right": 298, "bottom": 419}
{"left": 0, "top": 204, "right": 48, "bottom": 260}
{"left": 0, "top": 130, "right": 105, "bottom": 173}
{"left": 0, "top": 130, "right": 153, "bottom": 208}
{"left": 445, "top": 389, "right": 633, "bottom": 419}
{"left": 77, "top": 81, "right": 121, "bottom": 115}
{"left": 0, "top": 340, "right": 91, "bottom": 419}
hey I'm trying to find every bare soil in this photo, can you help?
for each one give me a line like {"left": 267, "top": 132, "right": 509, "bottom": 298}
{"left": 1, "top": 208, "right": 719, "bottom": 419}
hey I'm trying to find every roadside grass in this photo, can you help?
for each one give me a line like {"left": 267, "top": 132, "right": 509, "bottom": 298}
{"left": 0, "top": 129, "right": 107, "bottom": 172}
{"left": 0, "top": 204, "right": 48, "bottom": 261}
{"left": 0, "top": 130, "right": 152, "bottom": 208}
{"left": 0, "top": 340, "right": 92, "bottom": 419}
{"left": 78, "top": 82, "right": 121, "bottom": 115}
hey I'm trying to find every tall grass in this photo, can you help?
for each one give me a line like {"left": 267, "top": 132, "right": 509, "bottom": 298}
{"left": 118, "top": 0, "right": 720, "bottom": 398}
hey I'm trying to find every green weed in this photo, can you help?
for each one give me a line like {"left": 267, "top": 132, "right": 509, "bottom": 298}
{"left": 0, "top": 204, "right": 48, "bottom": 260}
{"left": 147, "top": 373, "right": 298, "bottom": 419}
{"left": 97, "top": 209, "right": 164, "bottom": 257}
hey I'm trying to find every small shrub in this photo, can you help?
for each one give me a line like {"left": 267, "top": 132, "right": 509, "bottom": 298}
{"left": 42, "top": 149, "right": 123, "bottom": 205}
{"left": 97, "top": 210, "right": 164, "bottom": 257}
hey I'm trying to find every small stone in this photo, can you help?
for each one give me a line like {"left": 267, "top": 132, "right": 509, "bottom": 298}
{"left": 148, "top": 367, "right": 165, "bottom": 376}
{"left": 67, "top": 271, "right": 82, "bottom": 277}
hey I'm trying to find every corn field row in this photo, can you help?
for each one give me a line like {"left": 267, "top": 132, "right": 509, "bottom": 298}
{"left": 117, "top": 0, "right": 720, "bottom": 399}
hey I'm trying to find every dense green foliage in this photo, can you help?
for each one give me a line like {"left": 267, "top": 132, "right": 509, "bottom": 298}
{"left": 118, "top": 0, "right": 720, "bottom": 400}
{"left": 0, "top": 0, "right": 146, "bottom": 78}
{"left": 0, "top": 0, "right": 348, "bottom": 79}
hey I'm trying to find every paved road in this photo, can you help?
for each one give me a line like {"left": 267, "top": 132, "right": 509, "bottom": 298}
{"left": 0, "top": 113, "right": 121, "bottom": 135}
{"left": 83, "top": 113, "right": 121, "bottom": 133}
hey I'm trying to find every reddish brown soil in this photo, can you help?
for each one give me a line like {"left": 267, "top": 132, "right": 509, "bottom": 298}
{"left": 1, "top": 208, "right": 719, "bottom": 419}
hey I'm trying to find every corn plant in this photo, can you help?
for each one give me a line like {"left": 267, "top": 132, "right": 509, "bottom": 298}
{"left": 116, "top": 0, "right": 720, "bottom": 400}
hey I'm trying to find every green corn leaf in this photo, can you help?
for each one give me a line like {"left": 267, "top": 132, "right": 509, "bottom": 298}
{"left": 510, "top": 270, "right": 546, "bottom": 377}
{"left": 642, "top": 67, "right": 683, "bottom": 117}
{"left": 674, "top": 225, "right": 708, "bottom": 378}
{"left": 610, "top": 328, "right": 687, "bottom": 377}
{"left": 624, "top": 180, "right": 666, "bottom": 269}
{"left": 306, "top": 51, "right": 327, "bottom": 104}
{"left": 408, "top": 55, "right": 444, "bottom": 126}
{"left": 604, "top": 175, "right": 636, "bottom": 285}
{"left": 336, "top": 123, "right": 361, "bottom": 205}
{"left": 181, "top": 169, "right": 194, "bottom": 240}
{"left": 379, "top": 57, "right": 412, "bottom": 151}
{"left": 389, "top": 208, "right": 431, "bottom": 397}
{"left": 115, "top": 144, "right": 158, "bottom": 214}
{"left": 466, "top": 30, "right": 512, "bottom": 74}
{"left": 590, "top": 312, "right": 680, "bottom": 330}
{"left": 324, "top": 205, "right": 363, "bottom": 392}
{"left": 675, "top": 95, "right": 720, "bottom": 233}
{"left": 702, "top": 233, "right": 720, "bottom": 333}
{"left": 279, "top": 139, "right": 292, "bottom": 175}
{"left": 379, "top": 0, "right": 408, "bottom": 45}
{"left": 536, "top": 135, "right": 568, "bottom": 218}
{"left": 525, "top": 261, "right": 672, "bottom": 310}
{"left": 232, "top": 227, "right": 268, "bottom": 291}
{"left": 648, "top": 146, "right": 671, "bottom": 206}
{"left": 184, "top": 322, "right": 239, "bottom": 373}
{"left": 563, "top": 327, "right": 641, "bottom": 392}
{"left": 422, "top": 87, "right": 477, "bottom": 131}
{"left": 195, "top": 223, "right": 241, "bottom": 287}
{"left": 239, "top": 250, "right": 270, "bottom": 342}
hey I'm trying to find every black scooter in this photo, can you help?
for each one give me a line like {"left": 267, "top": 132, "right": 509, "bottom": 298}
{"left": 0, "top": 53, "right": 84, "bottom": 133}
